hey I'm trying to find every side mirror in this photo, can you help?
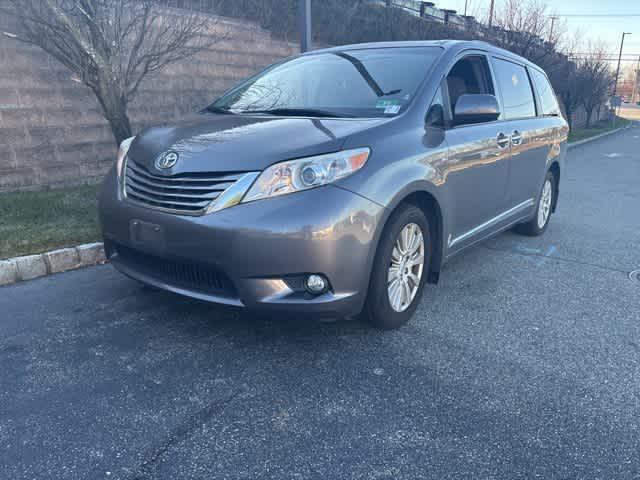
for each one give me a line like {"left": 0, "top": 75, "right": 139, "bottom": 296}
{"left": 425, "top": 104, "right": 445, "bottom": 129}
{"left": 453, "top": 94, "right": 500, "bottom": 126}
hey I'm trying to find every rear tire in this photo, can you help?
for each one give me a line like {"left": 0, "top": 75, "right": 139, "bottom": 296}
{"left": 362, "top": 204, "right": 431, "bottom": 330}
{"left": 516, "top": 170, "right": 556, "bottom": 236}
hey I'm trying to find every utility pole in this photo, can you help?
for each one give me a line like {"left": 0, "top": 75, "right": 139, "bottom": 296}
{"left": 613, "top": 32, "right": 631, "bottom": 98}
{"left": 612, "top": 32, "right": 631, "bottom": 126}
{"left": 299, "top": 0, "right": 311, "bottom": 53}
{"left": 632, "top": 56, "right": 640, "bottom": 103}
{"left": 464, "top": 0, "right": 468, "bottom": 16}
{"left": 488, "top": 0, "right": 494, "bottom": 27}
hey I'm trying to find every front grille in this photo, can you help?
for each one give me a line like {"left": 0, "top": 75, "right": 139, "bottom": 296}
{"left": 124, "top": 158, "right": 247, "bottom": 214}
{"left": 113, "top": 243, "right": 237, "bottom": 298}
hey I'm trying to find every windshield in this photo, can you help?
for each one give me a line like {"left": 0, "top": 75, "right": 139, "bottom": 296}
{"left": 210, "top": 47, "right": 442, "bottom": 118}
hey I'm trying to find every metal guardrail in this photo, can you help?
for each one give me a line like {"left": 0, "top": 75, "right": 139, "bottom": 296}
{"left": 385, "top": 0, "right": 467, "bottom": 28}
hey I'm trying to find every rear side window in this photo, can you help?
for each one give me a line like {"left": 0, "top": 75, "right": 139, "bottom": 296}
{"left": 492, "top": 58, "right": 536, "bottom": 119}
{"left": 529, "top": 68, "right": 560, "bottom": 116}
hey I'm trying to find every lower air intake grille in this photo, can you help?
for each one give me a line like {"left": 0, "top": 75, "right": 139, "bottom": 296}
{"left": 113, "top": 243, "right": 237, "bottom": 298}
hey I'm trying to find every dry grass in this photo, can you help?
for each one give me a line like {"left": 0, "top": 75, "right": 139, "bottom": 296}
{"left": 568, "top": 117, "right": 631, "bottom": 143}
{"left": 0, "top": 185, "right": 101, "bottom": 259}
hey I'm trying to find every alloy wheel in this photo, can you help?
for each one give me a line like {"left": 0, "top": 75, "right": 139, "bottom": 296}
{"left": 387, "top": 223, "right": 425, "bottom": 312}
{"left": 537, "top": 179, "right": 553, "bottom": 229}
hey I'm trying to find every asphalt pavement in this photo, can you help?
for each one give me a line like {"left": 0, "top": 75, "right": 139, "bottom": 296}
{"left": 1, "top": 120, "right": 640, "bottom": 479}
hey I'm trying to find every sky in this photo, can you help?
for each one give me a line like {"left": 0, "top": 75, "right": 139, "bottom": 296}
{"left": 437, "top": 0, "right": 640, "bottom": 70}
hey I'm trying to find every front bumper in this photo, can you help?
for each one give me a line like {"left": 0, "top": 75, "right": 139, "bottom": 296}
{"left": 99, "top": 168, "right": 384, "bottom": 318}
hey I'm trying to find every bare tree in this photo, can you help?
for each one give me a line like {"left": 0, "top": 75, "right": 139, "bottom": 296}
{"left": 2, "top": 0, "right": 225, "bottom": 144}
{"left": 491, "top": 0, "right": 565, "bottom": 62}
{"left": 574, "top": 44, "right": 612, "bottom": 127}
{"left": 546, "top": 30, "right": 582, "bottom": 127}
{"left": 553, "top": 62, "right": 579, "bottom": 128}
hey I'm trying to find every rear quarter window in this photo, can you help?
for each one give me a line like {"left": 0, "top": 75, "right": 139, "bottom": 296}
{"left": 492, "top": 58, "right": 536, "bottom": 119}
{"left": 530, "top": 68, "right": 560, "bottom": 116}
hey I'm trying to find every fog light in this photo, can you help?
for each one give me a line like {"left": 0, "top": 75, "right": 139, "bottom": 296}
{"left": 305, "top": 274, "right": 328, "bottom": 294}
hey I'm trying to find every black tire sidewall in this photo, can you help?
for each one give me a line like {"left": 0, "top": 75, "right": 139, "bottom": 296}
{"left": 364, "top": 204, "right": 431, "bottom": 330}
{"left": 516, "top": 169, "right": 556, "bottom": 236}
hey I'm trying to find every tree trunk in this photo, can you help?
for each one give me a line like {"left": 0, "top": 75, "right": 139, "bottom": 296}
{"left": 93, "top": 78, "right": 133, "bottom": 146}
{"left": 584, "top": 106, "right": 594, "bottom": 128}
{"left": 104, "top": 107, "right": 133, "bottom": 146}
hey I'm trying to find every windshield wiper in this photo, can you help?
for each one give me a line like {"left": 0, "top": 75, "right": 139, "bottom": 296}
{"left": 204, "top": 105, "right": 234, "bottom": 114}
{"left": 240, "top": 108, "right": 351, "bottom": 118}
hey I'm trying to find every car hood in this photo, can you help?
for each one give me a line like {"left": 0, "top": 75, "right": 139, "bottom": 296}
{"left": 128, "top": 113, "right": 388, "bottom": 174}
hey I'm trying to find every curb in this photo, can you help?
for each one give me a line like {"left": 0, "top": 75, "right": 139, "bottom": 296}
{"left": 567, "top": 121, "right": 632, "bottom": 150}
{"left": 0, "top": 242, "right": 106, "bottom": 287}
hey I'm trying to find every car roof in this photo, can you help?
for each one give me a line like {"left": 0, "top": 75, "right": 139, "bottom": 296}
{"left": 308, "top": 40, "right": 542, "bottom": 71}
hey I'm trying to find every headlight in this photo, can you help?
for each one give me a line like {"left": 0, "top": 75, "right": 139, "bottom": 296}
{"left": 242, "top": 148, "right": 370, "bottom": 203}
{"left": 116, "top": 136, "right": 135, "bottom": 178}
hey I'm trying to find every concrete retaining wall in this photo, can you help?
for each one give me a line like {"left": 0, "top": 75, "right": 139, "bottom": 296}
{"left": 570, "top": 105, "right": 610, "bottom": 129}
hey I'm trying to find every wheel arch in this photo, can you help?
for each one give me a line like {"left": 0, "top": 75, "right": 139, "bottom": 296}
{"left": 372, "top": 183, "right": 445, "bottom": 285}
{"left": 401, "top": 190, "right": 444, "bottom": 284}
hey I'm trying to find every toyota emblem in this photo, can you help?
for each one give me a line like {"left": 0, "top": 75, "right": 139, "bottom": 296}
{"left": 156, "top": 151, "right": 178, "bottom": 170}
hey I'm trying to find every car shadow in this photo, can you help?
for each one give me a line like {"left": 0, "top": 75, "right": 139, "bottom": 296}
{"left": 134, "top": 282, "right": 374, "bottom": 338}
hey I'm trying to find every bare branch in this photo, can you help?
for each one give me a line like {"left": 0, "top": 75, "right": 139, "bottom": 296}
{"left": 4, "top": 0, "right": 227, "bottom": 144}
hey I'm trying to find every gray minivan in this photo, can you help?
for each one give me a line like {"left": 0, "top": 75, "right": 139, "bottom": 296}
{"left": 99, "top": 40, "right": 568, "bottom": 329}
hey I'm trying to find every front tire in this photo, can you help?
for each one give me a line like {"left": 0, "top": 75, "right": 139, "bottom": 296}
{"left": 516, "top": 170, "right": 556, "bottom": 236}
{"left": 362, "top": 204, "right": 431, "bottom": 330}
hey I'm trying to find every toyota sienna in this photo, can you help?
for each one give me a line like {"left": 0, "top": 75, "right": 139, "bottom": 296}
{"left": 99, "top": 40, "right": 568, "bottom": 329}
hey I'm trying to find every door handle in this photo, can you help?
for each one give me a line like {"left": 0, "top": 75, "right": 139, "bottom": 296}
{"left": 496, "top": 132, "right": 510, "bottom": 148}
{"left": 511, "top": 130, "right": 523, "bottom": 146}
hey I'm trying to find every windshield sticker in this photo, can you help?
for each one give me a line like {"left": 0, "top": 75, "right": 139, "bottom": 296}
{"left": 376, "top": 99, "right": 401, "bottom": 109}
{"left": 384, "top": 105, "right": 401, "bottom": 115}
